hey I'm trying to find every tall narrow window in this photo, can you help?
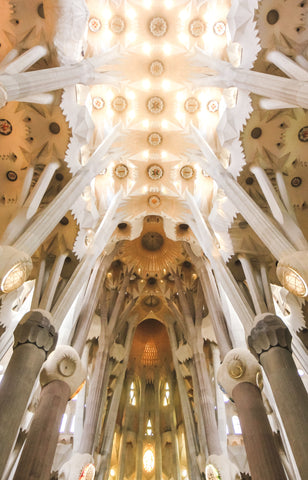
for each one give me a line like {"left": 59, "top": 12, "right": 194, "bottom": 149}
{"left": 129, "top": 381, "right": 136, "bottom": 406}
{"left": 146, "top": 418, "right": 153, "bottom": 436}
{"left": 163, "top": 382, "right": 170, "bottom": 406}
{"left": 232, "top": 415, "right": 242, "bottom": 434}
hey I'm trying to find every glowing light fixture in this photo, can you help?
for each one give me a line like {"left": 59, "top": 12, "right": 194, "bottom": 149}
{"left": 0, "top": 246, "right": 33, "bottom": 293}
{"left": 276, "top": 252, "right": 308, "bottom": 297}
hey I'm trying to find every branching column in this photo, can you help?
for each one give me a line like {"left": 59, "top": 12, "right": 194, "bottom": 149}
{"left": 248, "top": 314, "right": 308, "bottom": 479}
{"left": 191, "top": 127, "right": 297, "bottom": 261}
{"left": 118, "top": 372, "right": 134, "bottom": 480}
{"left": 168, "top": 375, "right": 181, "bottom": 480}
{"left": 199, "top": 261, "right": 232, "bottom": 358}
{"left": 136, "top": 378, "right": 146, "bottom": 480}
{"left": 154, "top": 372, "right": 162, "bottom": 480}
{"left": 0, "top": 309, "right": 57, "bottom": 479}
{"left": 13, "top": 345, "right": 85, "bottom": 480}
{"left": 218, "top": 348, "right": 287, "bottom": 480}
{"left": 167, "top": 323, "right": 201, "bottom": 480}
{"left": 12, "top": 125, "right": 121, "bottom": 257}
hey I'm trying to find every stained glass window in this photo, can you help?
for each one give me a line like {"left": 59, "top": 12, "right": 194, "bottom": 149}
{"left": 143, "top": 448, "right": 155, "bottom": 473}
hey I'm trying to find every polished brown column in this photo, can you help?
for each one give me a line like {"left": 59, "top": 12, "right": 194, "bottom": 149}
{"left": 248, "top": 314, "right": 308, "bottom": 479}
{"left": 233, "top": 382, "right": 286, "bottom": 480}
{"left": 218, "top": 348, "right": 287, "bottom": 480}
{"left": 0, "top": 310, "right": 57, "bottom": 479}
{"left": 13, "top": 345, "right": 85, "bottom": 480}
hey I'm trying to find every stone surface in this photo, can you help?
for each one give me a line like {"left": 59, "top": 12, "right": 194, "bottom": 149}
{"left": 14, "top": 309, "right": 57, "bottom": 356}
{"left": 40, "top": 345, "right": 85, "bottom": 398}
{"left": 248, "top": 314, "right": 292, "bottom": 359}
{"left": 217, "top": 348, "right": 262, "bottom": 399}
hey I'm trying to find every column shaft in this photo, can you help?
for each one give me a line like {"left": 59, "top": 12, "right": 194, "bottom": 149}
{"left": 0, "top": 344, "right": 46, "bottom": 477}
{"left": 13, "top": 380, "right": 70, "bottom": 480}
{"left": 193, "top": 351, "right": 222, "bottom": 455}
{"left": 260, "top": 347, "right": 308, "bottom": 477}
{"left": 154, "top": 377, "right": 162, "bottom": 480}
{"left": 232, "top": 382, "right": 287, "bottom": 480}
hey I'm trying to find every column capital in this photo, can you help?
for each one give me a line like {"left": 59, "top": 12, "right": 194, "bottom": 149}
{"left": 248, "top": 314, "right": 292, "bottom": 360}
{"left": 217, "top": 348, "right": 262, "bottom": 400}
{"left": 14, "top": 309, "right": 57, "bottom": 357}
{"left": 40, "top": 345, "right": 85, "bottom": 398}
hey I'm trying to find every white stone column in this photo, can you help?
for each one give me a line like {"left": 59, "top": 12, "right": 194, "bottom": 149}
{"left": 39, "top": 251, "right": 68, "bottom": 311}
{"left": 260, "top": 264, "right": 275, "bottom": 314}
{"left": 184, "top": 195, "right": 255, "bottom": 334}
{"left": 168, "top": 375, "right": 181, "bottom": 480}
{"left": 250, "top": 165, "right": 308, "bottom": 251}
{"left": 238, "top": 255, "right": 267, "bottom": 315}
{"left": 136, "top": 378, "right": 146, "bottom": 480}
{"left": 0, "top": 49, "right": 119, "bottom": 106}
{"left": 98, "top": 351, "right": 132, "bottom": 480}
{"left": 1, "top": 46, "right": 48, "bottom": 74}
{"left": 12, "top": 124, "right": 121, "bottom": 256}
{"left": 167, "top": 323, "right": 202, "bottom": 480}
{"left": 194, "top": 51, "right": 308, "bottom": 108}
{"left": 51, "top": 189, "right": 123, "bottom": 330}
{"left": 199, "top": 262, "right": 232, "bottom": 359}
{"left": 266, "top": 51, "right": 308, "bottom": 81}
{"left": 154, "top": 374, "right": 162, "bottom": 480}
{"left": 118, "top": 372, "right": 134, "bottom": 480}
{"left": 191, "top": 126, "right": 297, "bottom": 261}
{"left": 211, "top": 344, "right": 228, "bottom": 456}
{"left": 73, "top": 341, "right": 92, "bottom": 453}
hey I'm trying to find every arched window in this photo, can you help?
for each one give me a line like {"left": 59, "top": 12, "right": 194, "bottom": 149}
{"left": 163, "top": 382, "right": 170, "bottom": 406}
{"left": 232, "top": 415, "right": 242, "bottom": 434}
{"left": 129, "top": 382, "right": 136, "bottom": 406}
{"left": 143, "top": 447, "right": 155, "bottom": 473}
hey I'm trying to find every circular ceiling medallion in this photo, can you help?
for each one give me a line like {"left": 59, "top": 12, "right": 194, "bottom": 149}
{"left": 298, "top": 126, "right": 308, "bottom": 142}
{"left": 189, "top": 18, "right": 205, "bottom": 37}
{"left": 142, "top": 232, "right": 164, "bottom": 251}
{"left": 184, "top": 97, "right": 200, "bottom": 114}
{"left": 149, "top": 16, "right": 168, "bottom": 37}
{"left": 291, "top": 176, "right": 302, "bottom": 188}
{"left": 266, "top": 9, "right": 279, "bottom": 25}
{"left": 88, "top": 17, "right": 101, "bottom": 32}
{"left": 114, "top": 164, "right": 129, "bottom": 178}
{"left": 207, "top": 99, "right": 219, "bottom": 113}
{"left": 213, "top": 21, "right": 226, "bottom": 36}
{"left": 0, "top": 119, "right": 12, "bottom": 135}
{"left": 147, "top": 96, "right": 165, "bottom": 114}
{"left": 147, "top": 164, "right": 164, "bottom": 180}
{"left": 6, "top": 170, "right": 17, "bottom": 182}
{"left": 180, "top": 165, "right": 195, "bottom": 180}
{"left": 149, "top": 60, "right": 165, "bottom": 77}
{"left": 92, "top": 96, "right": 105, "bottom": 110}
{"left": 148, "top": 195, "right": 161, "bottom": 208}
{"left": 251, "top": 127, "right": 262, "bottom": 139}
{"left": 49, "top": 122, "right": 60, "bottom": 134}
{"left": 109, "top": 15, "right": 126, "bottom": 34}
{"left": 147, "top": 132, "right": 163, "bottom": 146}
{"left": 111, "top": 96, "right": 128, "bottom": 113}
